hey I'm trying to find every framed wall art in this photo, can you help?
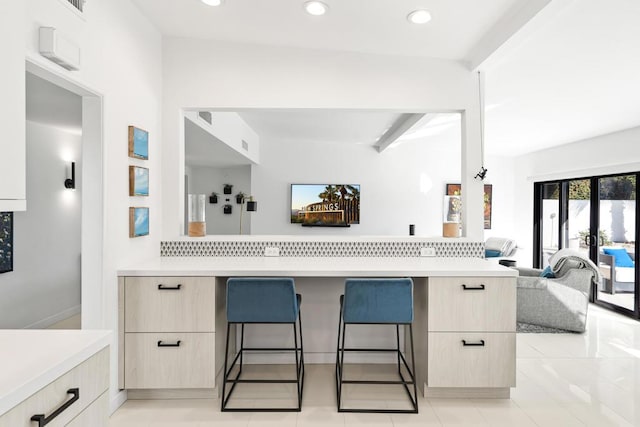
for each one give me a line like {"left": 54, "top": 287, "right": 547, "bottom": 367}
{"left": 129, "top": 207, "right": 149, "bottom": 238}
{"left": 446, "top": 183, "right": 493, "bottom": 229}
{"left": 129, "top": 166, "right": 149, "bottom": 196}
{"left": 128, "top": 126, "right": 149, "bottom": 160}
{"left": 0, "top": 212, "right": 13, "bottom": 273}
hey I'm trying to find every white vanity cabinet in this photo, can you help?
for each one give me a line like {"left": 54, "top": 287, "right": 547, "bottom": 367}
{"left": 120, "top": 276, "right": 217, "bottom": 391}
{"left": 426, "top": 276, "right": 516, "bottom": 394}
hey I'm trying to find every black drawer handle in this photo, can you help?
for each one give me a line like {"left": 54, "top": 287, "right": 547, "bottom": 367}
{"left": 461, "top": 284, "right": 485, "bottom": 291}
{"left": 31, "top": 388, "right": 79, "bottom": 426}
{"left": 158, "top": 284, "right": 182, "bottom": 290}
{"left": 157, "top": 340, "right": 182, "bottom": 347}
{"left": 462, "top": 339, "right": 485, "bottom": 347}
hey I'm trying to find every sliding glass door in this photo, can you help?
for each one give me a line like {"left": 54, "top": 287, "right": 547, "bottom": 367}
{"left": 596, "top": 175, "right": 637, "bottom": 312}
{"left": 534, "top": 173, "right": 639, "bottom": 319}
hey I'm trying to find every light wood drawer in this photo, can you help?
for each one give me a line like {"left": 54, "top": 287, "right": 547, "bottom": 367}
{"left": 124, "top": 333, "right": 215, "bottom": 389}
{"left": 428, "top": 277, "right": 516, "bottom": 332}
{"left": 427, "top": 332, "right": 515, "bottom": 388}
{"left": 65, "top": 391, "right": 108, "bottom": 427}
{"left": 125, "top": 276, "right": 215, "bottom": 332}
{"left": 0, "top": 347, "right": 109, "bottom": 427}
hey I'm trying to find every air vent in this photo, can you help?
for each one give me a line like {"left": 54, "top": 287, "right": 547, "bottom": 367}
{"left": 66, "top": 0, "right": 85, "bottom": 12}
{"left": 241, "top": 140, "right": 249, "bottom": 151}
{"left": 198, "top": 111, "right": 212, "bottom": 125}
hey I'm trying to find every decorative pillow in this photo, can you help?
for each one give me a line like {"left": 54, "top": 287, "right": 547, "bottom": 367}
{"left": 540, "top": 266, "right": 555, "bottom": 278}
{"left": 485, "top": 249, "right": 502, "bottom": 258}
{"left": 603, "top": 248, "right": 635, "bottom": 268}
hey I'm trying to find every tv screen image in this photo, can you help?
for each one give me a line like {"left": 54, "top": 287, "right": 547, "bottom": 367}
{"left": 291, "top": 184, "right": 360, "bottom": 226}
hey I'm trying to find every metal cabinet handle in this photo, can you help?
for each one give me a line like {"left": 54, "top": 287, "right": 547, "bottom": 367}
{"left": 461, "top": 284, "right": 485, "bottom": 290}
{"left": 157, "top": 284, "right": 182, "bottom": 290}
{"left": 461, "top": 339, "right": 485, "bottom": 347}
{"left": 31, "top": 388, "right": 79, "bottom": 426}
{"left": 157, "top": 340, "right": 181, "bottom": 347}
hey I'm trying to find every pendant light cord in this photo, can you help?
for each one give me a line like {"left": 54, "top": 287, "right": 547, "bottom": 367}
{"left": 475, "top": 71, "right": 488, "bottom": 180}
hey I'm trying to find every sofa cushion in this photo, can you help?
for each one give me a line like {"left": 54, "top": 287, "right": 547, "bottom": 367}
{"left": 485, "top": 249, "right": 502, "bottom": 258}
{"left": 603, "top": 248, "right": 635, "bottom": 267}
{"left": 540, "top": 266, "right": 555, "bottom": 278}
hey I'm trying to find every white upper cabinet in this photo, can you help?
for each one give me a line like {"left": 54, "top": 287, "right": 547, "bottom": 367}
{"left": 0, "top": 1, "right": 26, "bottom": 211}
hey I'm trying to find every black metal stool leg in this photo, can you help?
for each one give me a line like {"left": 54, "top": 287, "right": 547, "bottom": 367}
{"left": 221, "top": 322, "right": 232, "bottom": 411}
{"left": 296, "top": 305, "right": 305, "bottom": 407}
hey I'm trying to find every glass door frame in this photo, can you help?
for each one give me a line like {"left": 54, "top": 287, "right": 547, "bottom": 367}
{"left": 533, "top": 173, "right": 640, "bottom": 320}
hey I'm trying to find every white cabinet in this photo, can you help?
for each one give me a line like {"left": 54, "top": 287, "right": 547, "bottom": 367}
{"left": 0, "top": 1, "right": 26, "bottom": 211}
{"left": 0, "top": 347, "right": 109, "bottom": 427}
{"left": 121, "top": 276, "right": 217, "bottom": 390}
{"left": 426, "top": 277, "right": 516, "bottom": 393}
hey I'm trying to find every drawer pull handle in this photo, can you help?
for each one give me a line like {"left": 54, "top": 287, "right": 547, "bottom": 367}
{"left": 30, "top": 388, "right": 79, "bottom": 426}
{"left": 157, "top": 340, "right": 182, "bottom": 347}
{"left": 461, "top": 284, "right": 485, "bottom": 290}
{"left": 462, "top": 339, "right": 485, "bottom": 347}
{"left": 158, "top": 284, "right": 182, "bottom": 290}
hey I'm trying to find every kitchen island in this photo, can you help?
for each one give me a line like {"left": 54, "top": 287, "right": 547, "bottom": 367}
{"left": 118, "top": 256, "right": 517, "bottom": 399}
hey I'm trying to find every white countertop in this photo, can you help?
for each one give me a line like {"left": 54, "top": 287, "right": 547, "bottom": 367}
{"left": 119, "top": 256, "right": 517, "bottom": 277}
{"left": 0, "top": 329, "right": 111, "bottom": 416}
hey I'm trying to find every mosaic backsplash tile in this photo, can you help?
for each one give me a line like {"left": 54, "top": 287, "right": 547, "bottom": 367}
{"left": 161, "top": 240, "right": 484, "bottom": 258}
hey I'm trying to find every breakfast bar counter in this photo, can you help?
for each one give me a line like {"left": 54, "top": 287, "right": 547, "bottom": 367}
{"left": 119, "top": 256, "right": 517, "bottom": 277}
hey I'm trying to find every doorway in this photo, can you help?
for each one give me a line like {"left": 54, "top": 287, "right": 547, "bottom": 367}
{"left": 24, "top": 60, "right": 104, "bottom": 330}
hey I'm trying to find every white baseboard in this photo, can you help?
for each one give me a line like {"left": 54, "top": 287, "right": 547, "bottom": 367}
{"left": 110, "top": 390, "right": 128, "bottom": 415}
{"left": 24, "top": 305, "right": 81, "bottom": 329}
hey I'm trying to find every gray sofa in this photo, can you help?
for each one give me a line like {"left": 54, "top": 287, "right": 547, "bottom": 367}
{"left": 516, "top": 249, "right": 600, "bottom": 332}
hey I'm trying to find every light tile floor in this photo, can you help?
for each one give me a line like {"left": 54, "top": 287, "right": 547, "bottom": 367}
{"left": 109, "top": 305, "right": 640, "bottom": 426}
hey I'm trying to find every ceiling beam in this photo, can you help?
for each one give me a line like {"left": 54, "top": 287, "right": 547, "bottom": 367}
{"left": 374, "top": 113, "right": 425, "bottom": 153}
{"left": 465, "top": 0, "right": 553, "bottom": 70}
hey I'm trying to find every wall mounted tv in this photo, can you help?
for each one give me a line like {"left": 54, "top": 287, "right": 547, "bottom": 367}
{"left": 291, "top": 184, "right": 360, "bottom": 227}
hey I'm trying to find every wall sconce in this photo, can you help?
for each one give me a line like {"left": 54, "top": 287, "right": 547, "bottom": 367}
{"left": 64, "top": 162, "right": 75, "bottom": 189}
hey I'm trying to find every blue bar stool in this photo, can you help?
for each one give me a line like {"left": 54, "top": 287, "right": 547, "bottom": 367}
{"left": 335, "top": 278, "right": 418, "bottom": 413}
{"left": 221, "top": 277, "right": 304, "bottom": 412}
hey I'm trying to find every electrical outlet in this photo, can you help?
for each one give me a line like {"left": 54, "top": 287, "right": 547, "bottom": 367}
{"left": 264, "top": 247, "right": 280, "bottom": 257}
{"left": 420, "top": 247, "right": 436, "bottom": 257}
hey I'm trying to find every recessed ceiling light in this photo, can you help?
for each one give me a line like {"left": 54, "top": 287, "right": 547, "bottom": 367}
{"left": 304, "top": 1, "right": 328, "bottom": 16}
{"left": 201, "top": 0, "right": 223, "bottom": 6}
{"left": 407, "top": 9, "right": 432, "bottom": 24}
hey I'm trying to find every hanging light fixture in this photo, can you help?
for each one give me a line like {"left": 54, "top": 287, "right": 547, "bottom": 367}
{"left": 475, "top": 71, "right": 488, "bottom": 181}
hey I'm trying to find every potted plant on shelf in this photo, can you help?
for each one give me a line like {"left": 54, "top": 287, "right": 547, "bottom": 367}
{"left": 209, "top": 192, "right": 218, "bottom": 204}
{"left": 236, "top": 192, "right": 245, "bottom": 204}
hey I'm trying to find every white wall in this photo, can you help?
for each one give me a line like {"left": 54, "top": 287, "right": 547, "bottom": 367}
{"left": 187, "top": 165, "right": 252, "bottom": 235}
{"left": 511, "top": 126, "right": 640, "bottom": 267}
{"left": 162, "top": 38, "right": 485, "bottom": 240}
{"left": 24, "top": 0, "right": 162, "bottom": 409}
{"left": 252, "top": 126, "right": 461, "bottom": 236}
{"left": 0, "top": 122, "right": 80, "bottom": 328}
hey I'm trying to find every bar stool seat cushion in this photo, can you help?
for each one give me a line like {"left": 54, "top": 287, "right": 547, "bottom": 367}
{"left": 343, "top": 278, "right": 413, "bottom": 324}
{"left": 227, "top": 277, "right": 299, "bottom": 323}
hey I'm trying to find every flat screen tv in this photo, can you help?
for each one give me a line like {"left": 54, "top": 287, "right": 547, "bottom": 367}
{"left": 291, "top": 184, "right": 360, "bottom": 226}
